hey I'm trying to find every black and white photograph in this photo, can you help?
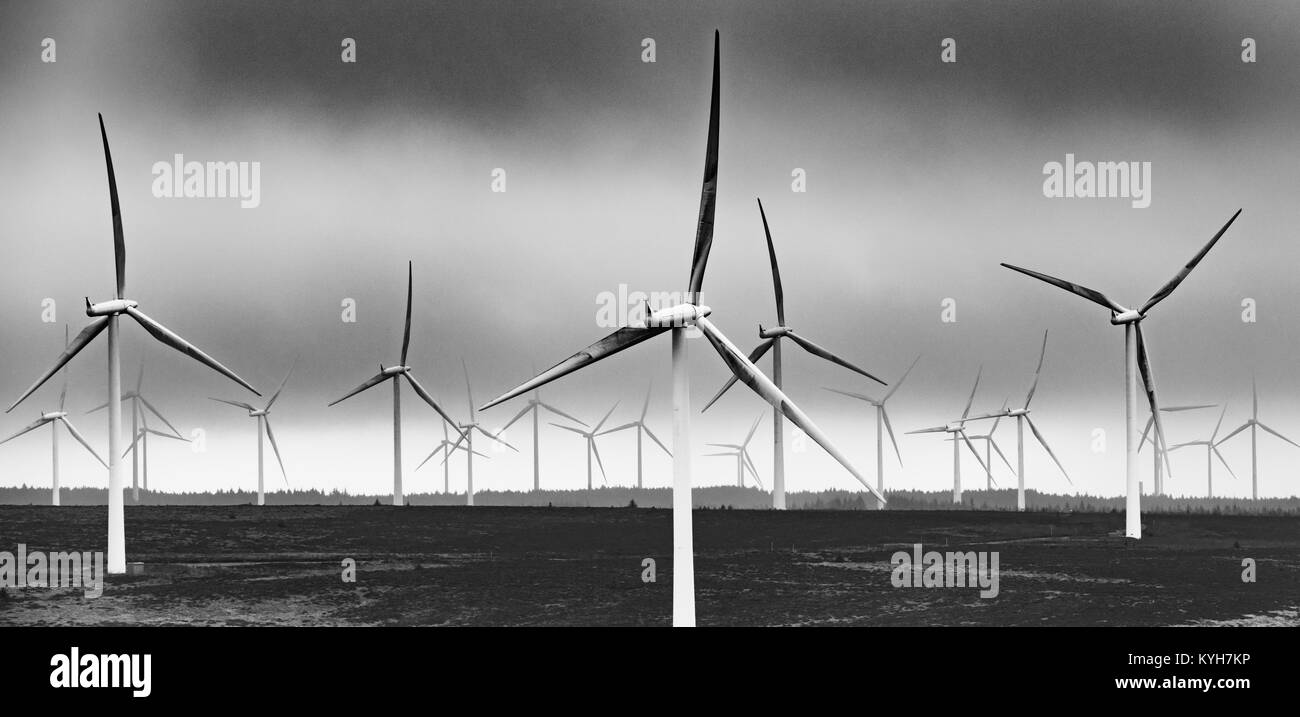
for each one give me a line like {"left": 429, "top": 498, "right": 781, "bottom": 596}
{"left": 0, "top": 0, "right": 1293, "bottom": 700}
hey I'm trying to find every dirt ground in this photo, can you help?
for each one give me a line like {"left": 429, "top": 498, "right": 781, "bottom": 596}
{"left": 0, "top": 505, "right": 1295, "bottom": 626}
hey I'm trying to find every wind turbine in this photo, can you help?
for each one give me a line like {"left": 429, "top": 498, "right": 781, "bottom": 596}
{"left": 1001, "top": 209, "right": 1242, "bottom": 537}
{"left": 478, "top": 32, "right": 883, "bottom": 627}
{"left": 595, "top": 383, "right": 671, "bottom": 488}
{"left": 701, "top": 198, "right": 884, "bottom": 509}
{"left": 445, "top": 360, "right": 516, "bottom": 505}
{"left": 1138, "top": 403, "right": 1215, "bottom": 495}
{"left": 1169, "top": 404, "right": 1238, "bottom": 498}
{"left": 327, "top": 261, "right": 465, "bottom": 506}
{"left": 1216, "top": 378, "right": 1299, "bottom": 499}
{"left": 488, "top": 377, "right": 587, "bottom": 491}
{"left": 0, "top": 328, "right": 106, "bottom": 505}
{"left": 210, "top": 362, "right": 296, "bottom": 506}
{"left": 907, "top": 367, "right": 991, "bottom": 504}
{"left": 704, "top": 413, "right": 764, "bottom": 489}
{"left": 415, "top": 417, "right": 490, "bottom": 495}
{"left": 120, "top": 407, "right": 190, "bottom": 497}
{"left": 825, "top": 355, "right": 920, "bottom": 499}
{"left": 551, "top": 402, "right": 620, "bottom": 490}
{"left": 964, "top": 331, "right": 1071, "bottom": 511}
{"left": 963, "top": 399, "right": 1015, "bottom": 491}
{"left": 87, "top": 362, "right": 186, "bottom": 502}
{"left": 5, "top": 114, "right": 260, "bottom": 574}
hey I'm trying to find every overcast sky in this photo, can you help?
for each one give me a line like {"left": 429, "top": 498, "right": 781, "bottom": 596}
{"left": 2, "top": 0, "right": 1299, "bottom": 500}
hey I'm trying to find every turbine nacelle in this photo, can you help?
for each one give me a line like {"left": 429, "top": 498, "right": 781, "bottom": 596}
{"left": 944, "top": 422, "right": 964, "bottom": 433}
{"left": 249, "top": 409, "right": 269, "bottom": 417}
{"left": 40, "top": 411, "right": 68, "bottom": 421}
{"left": 85, "top": 298, "right": 138, "bottom": 316}
{"left": 643, "top": 303, "right": 711, "bottom": 328}
{"left": 1109, "top": 308, "right": 1143, "bottom": 325}
{"left": 380, "top": 365, "right": 410, "bottom": 377}
{"left": 1007, "top": 408, "right": 1030, "bottom": 418}
{"left": 758, "top": 324, "right": 791, "bottom": 339}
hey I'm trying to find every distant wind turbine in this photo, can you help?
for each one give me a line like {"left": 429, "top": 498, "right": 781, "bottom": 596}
{"left": 1138, "top": 403, "right": 1215, "bottom": 495}
{"left": 907, "top": 367, "right": 991, "bottom": 504}
{"left": 704, "top": 413, "right": 764, "bottom": 488}
{"left": 1001, "top": 209, "right": 1242, "bottom": 537}
{"left": 1169, "top": 404, "right": 1237, "bottom": 498}
{"left": 328, "top": 261, "right": 465, "bottom": 506}
{"left": 87, "top": 362, "right": 186, "bottom": 502}
{"left": 964, "top": 399, "right": 1015, "bottom": 491}
{"left": 444, "top": 360, "right": 517, "bottom": 505}
{"left": 1216, "top": 377, "right": 1299, "bottom": 499}
{"left": 210, "top": 361, "right": 297, "bottom": 506}
{"left": 701, "top": 198, "right": 885, "bottom": 509}
{"left": 120, "top": 406, "right": 190, "bottom": 496}
{"left": 595, "top": 383, "right": 671, "bottom": 488}
{"left": 490, "top": 377, "right": 587, "bottom": 491}
{"left": 5, "top": 115, "right": 261, "bottom": 574}
{"left": 551, "top": 402, "right": 620, "bottom": 490}
{"left": 415, "top": 416, "right": 490, "bottom": 494}
{"left": 825, "top": 355, "right": 920, "bottom": 498}
{"left": 0, "top": 327, "right": 106, "bottom": 505}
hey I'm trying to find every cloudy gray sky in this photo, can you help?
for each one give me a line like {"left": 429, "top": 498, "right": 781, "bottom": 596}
{"left": 2, "top": 0, "right": 1299, "bottom": 499}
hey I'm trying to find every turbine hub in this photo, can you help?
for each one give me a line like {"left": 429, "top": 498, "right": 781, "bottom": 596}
{"left": 1110, "top": 308, "right": 1143, "bottom": 325}
{"left": 85, "top": 298, "right": 138, "bottom": 317}
{"left": 759, "top": 325, "right": 791, "bottom": 339}
{"left": 381, "top": 365, "right": 408, "bottom": 377}
{"left": 1008, "top": 408, "right": 1029, "bottom": 417}
{"left": 41, "top": 411, "right": 67, "bottom": 420}
{"left": 644, "top": 303, "right": 710, "bottom": 327}
{"left": 250, "top": 409, "right": 268, "bottom": 417}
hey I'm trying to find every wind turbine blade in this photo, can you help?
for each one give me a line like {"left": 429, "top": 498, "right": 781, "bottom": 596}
{"left": 641, "top": 424, "right": 672, "bottom": 457}
{"left": 1026, "top": 415, "right": 1071, "bottom": 485}
{"left": 706, "top": 443, "right": 742, "bottom": 449}
{"left": 1252, "top": 376, "right": 1258, "bottom": 419}
{"left": 1134, "top": 323, "right": 1173, "bottom": 478}
{"left": 539, "top": 402, "right": 588, "bottom": 427}
{"left": 125, "top": 307, "right": 260, "bottom": 395}
{"left": 58, "top": 417, "right": 107, "bottom": 468}
{"left": 98, "top": 114, "right": 126, "bottom": 299}
{"left": 959, "top": 431, "right": 989, "bottom": 474}
{"left": 1212, "top": 447, "right": 1239, "bottom": 481}
{"left": 415, "top": 447, "right": 443, "bottom": 472}
{"left": 756, "top": 198, "right": 785, "bottom": 325}
{"left": 695, "top": 316, "right": 886, "bottom": 504}
{"left": 1138, "top": 414, "right": 1155, "bottom": 452}
{"left": 883, "top": 354, "right": 921, "bottom": 402}
{"left": 1163, "top": 404, "right": 1216, "bottom": 412}
{"left": 988, "top": 437, "right": 1016, "bottom": 474}
{"left": 961, "top": 366, "right": 983, "bottom": 420}
{"left": 0, "top": 417, "right": 52, "bottom": 446}
{"left": 145, "top": 428, "right": 188, "bottom": 441}
{"left": 639, "top": 381, "right": 653, "bottom": 422}
{"left": 400, "top": 261, "right": 413, "bottom": 365}
{"left": 785, "top": 331, "right": 885, "bottom": 385}
{"left": 594, "top": 401, "right": 620, "bottom": 433}
{"left": 595, "top": 422, "right": 638, "bottom": 437}
{"left": 1000, "top": 263, "right": 1124, "bottom": 313}
{"left": 686, "top": 30, "right": 721, "bottom": 299}
{"left": 1024, "top": 330, "right": 1048, "bottom": 408}
{"left": 328, "top": 371, "right": 389, "bottom": 407}
{"left": 591, "top": 439, "right": 608, "bottom": 483}
{"left": 7, "top": 317, "right": 110, "bottom": 413}
{"left": 701, "top": 338, "right": 775, "bottom": 413}
{"left": 704, "top": 451, "right": 733, "bottom": 457}
{"left": 479, "top": 326, "right": 668, "bottom": 411}
{"left": 1215, "top": 422, "right": 1250, "bottom": 446}
{"left": 461, "top": 358, "right": 475, "bottom": 422}
{"left": 743, "top": 412, "right": 763, "bottom": 446}
{"left": 265, "top": 358, "right": 298, "bottom": 411}
{"left": 263, "top": 418, "right": 289, "bottom": 486}
{"left": 881, "top": 407, "right": 903, "bottom": 467}
{"left": 549, "top": 422, "right": 589, "bottom": 436}
{"left": 403, "top": 372, "right": 471, "bottom": 445}
{"left": 743, "top": 451, "right": 765, "bottom": 490}
{"left": 1210, "top": 403, "right": 1229, "bottom": 442}
{"left": 1256, "top": 422, "right": 1300, "bottom": 449}
{"left": 498, "top": 404, "right": 533, "bottom": 433}
{"left": 121, "top": 430, "right": 144, "bottom": 459}
{"left": 209, "top": 397, "right": 256, "bottom": 412}
{"left": 823, "top": 387, "right": 876, "bottom": 403}
{"left": 474, "top": 425, "right": 518, "bottom": 452}
{"left": 138, "top": 395, "right": 183, "bottom": 438}
{"left": 1139, "top": 209, "right": 1242, "bottom": 315}
{"left": 906, "top": 426, "right": 950, "bottom": 435}
{"left": 989, "top": 399, "right": 1009, "bottom": 435}
{"left": 58, "top": 325, "right": 70, "bottom": 411}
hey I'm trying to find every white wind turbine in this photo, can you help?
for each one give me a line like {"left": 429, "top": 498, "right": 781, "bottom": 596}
{"left": 704, "top": 413, "right": 764, "bottom": 489}
{"left": 595, "top": 383, "right": 671, "bottom": 489}
{"left": 1002, "top": 209, "right": 1242, "bottom": 537}
{"left": 415, "top": 417, "right": 490, "bottom": 495}
{"left": 483, "top": 374, "right": 586, "bottom": 491}
{"left": 551, "top": 402, "right": 620, "bottom": 490}
{"left": 1169, "top": 404, "right": 1238, "bottom": 498}
{"left": 0, "top": 328, "right": 107, "bottom": 505}
{"left": 444, "top": 360, "right": 517, "bottom": 505}
{"left": 963, "top": 399, "right": 1016, "bottom": 491}
{"left": 5, "top": 114, "right": 260, "bottom": 574}
{"left": 478, "top": 32, "right": 883, "bottom": 627}
{"left": 907, "top": 367, "right": 991, "bottom": 504}
{"left": 701, "top": 198, "right": 884, "bottom": 509}
{"left": 825, "top": 355, "right": 920, "bottom": 499}
{"left": 1216, "top": 378, "right": 1299, "bottom": 500}
{"left": 88, "top": 362, "right": 187, "bottom": 502}
{"left": 328, "top": 261, "right": 465, "bottom": 506}
{"left": 964, "top": 331, "right": 1071, "bottom": 511}
{"left": 210, "top": 362, "right": 296, "bottom": 506}
{"left": 1138, "top": 403, "right": 1215, "bottom": 495}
